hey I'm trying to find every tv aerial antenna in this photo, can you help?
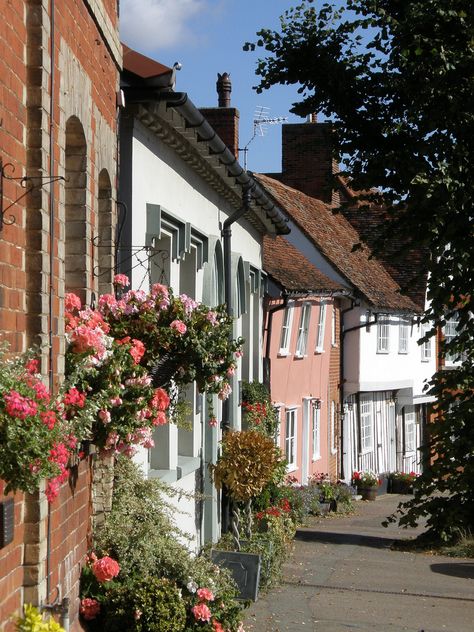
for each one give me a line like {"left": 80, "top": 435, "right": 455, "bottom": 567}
{"left": 239, "top": 106, "right": 287, "bottom": 170}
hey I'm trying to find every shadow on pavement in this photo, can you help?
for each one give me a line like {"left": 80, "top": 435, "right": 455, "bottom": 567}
{"left": 295, "top": 529, "right": 394, "bottom": 549}
{"left": 430, "top": 562, "right": 474, "bottom": 579}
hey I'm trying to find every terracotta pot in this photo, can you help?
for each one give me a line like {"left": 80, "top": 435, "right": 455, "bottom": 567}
{"left": 359, "top": 486, "right": 378, "bottom": 501}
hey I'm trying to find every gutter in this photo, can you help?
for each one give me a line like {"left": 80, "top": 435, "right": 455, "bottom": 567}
{"left": 123, "top": 88, "right": 289, "bottom": 235}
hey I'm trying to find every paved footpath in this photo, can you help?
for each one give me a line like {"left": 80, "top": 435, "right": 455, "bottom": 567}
{"left": 243, "top": 494, "right": 474, "bottom": 632}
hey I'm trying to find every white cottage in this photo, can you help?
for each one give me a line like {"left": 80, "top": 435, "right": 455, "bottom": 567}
{"left": 118, "top": 47, "right": 289, "bottom": 548}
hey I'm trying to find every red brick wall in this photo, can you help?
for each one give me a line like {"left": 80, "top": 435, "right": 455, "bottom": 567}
{"left": 199, "top": 107, "right": 240, "bottom": 159}
{"left": 0, "top": 485, "right": 24, "bottom": 632}
{"left": 1, "top": 0, "right": 118, "bottom": 628}
{"left": 47, "top": 459, "right": 93, "bottom": 628}
{"left": 280, "top": 122, "right": 337, "bottom": 204}
{"left": 0, "top": 0, "right": 28, "bottom": 354}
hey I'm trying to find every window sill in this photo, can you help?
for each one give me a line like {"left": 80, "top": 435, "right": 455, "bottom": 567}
{"left": 277, "top": 351, "right": 291, "bottom": 357}
{"left": 312, "top": 455, "right": 321, "bottom": 462}
{"left": 149, "top": 468, "right": 178, "bottom": 483}
{"left": 286, "top": 464, "right": 298, "bottom": 473}
{"left": 314, "top": 349, "right": 325, "bottom": 354}
{"left": 398, "top": 351, "right": 408, "bottom": 355}
{"left": 177, "top": 455, "right": 200, "bottom": 479}
{"left": 294, "top": 353, "right": 307, "bottom": 359}
{"left": 376, "top": 350, "right": 389, "bottom": 355}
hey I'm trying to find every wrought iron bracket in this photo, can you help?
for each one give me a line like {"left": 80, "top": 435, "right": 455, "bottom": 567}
{"left": 0, "top": 158, "right": 65, "bottom": 231}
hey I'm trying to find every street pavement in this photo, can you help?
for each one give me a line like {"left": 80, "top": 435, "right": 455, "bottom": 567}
{"left": 243, "top": 494, "right": 474, "bottom": 632}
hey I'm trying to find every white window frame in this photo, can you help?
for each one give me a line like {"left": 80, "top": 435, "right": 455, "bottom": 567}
{"left": 420, "top": 323, "right": 432, "bottom": 362}
{"left": 376, "top": 314, "right": 389, "bottom": 354}
{"left": 404, "top": 410, "right": 416, "bottom": 453}
{"left": 444, "top": 315, "right": 466, "bottom": 366}
{"left": 311, "top": 405, "right": 320, "bottom": 460}
{"left": 398, "top": 317, "right": 410, "bottom": 354}
{"left": 285, "top": 408, "right": 297, "bottom": 471}
{"left": 360, "top": 394, "right": 373, "bottom": 453}
{"left": 295, "top": 303, "right": 311, "bottom": 357}
{"left": 331, "top": 307, "right": 337, "bottom": 347}
{"left": 279, "top": 303, "right": 294, "bottom": 355}
{"left": 330, "top": 401, "right": 337, "bottom": 454}
{"left": 273, "top": 403, "right": 283, "bottom": 448}
{"left": 315, "top": 301, "right": 327, "bottom": 353}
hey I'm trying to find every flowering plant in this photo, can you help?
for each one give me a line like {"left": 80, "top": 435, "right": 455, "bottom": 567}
{"left": 65, "top": 278, "right": 243, "bottom": 451}
{"left": 389, "top": 471, "right": 419, "bottom": 483}
{"left": 97, "top": 278, "right": 243, "bottom": 397}
{"left": 241, "top": 381, "right": 279, "bottom": 437}
{"left": 15, "top": 604, "right": 65, "bottom": 632}
{"left": 351, "top": 470, "right": 381, "bottom": 488}
{"left": 0, "top": 344, "right": 77, "bottom": 500}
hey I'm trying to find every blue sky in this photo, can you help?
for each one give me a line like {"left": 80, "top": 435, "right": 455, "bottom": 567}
{"left": 120, "top": 0, "right": 310, "bottom": 173}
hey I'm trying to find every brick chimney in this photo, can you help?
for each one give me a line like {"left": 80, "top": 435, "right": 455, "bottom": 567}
{"left": 200, "top": 72, "right": 240, "bottom": 159}
{"left": 278, "top": 118, "right": 339, "bottom": 204}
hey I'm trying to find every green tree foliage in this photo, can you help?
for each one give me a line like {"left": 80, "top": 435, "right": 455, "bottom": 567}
{"left": 246, "top": 0, "right": 474, "bottom": 540}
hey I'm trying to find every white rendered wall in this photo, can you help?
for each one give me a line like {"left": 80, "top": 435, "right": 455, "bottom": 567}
{"left": 343, "top": 307, "right": 436, "bottom": 398}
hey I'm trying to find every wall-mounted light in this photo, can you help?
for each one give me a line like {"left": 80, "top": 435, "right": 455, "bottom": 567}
{"left": 311, "top": 398, "right": 321, "bottom": 411}
{"left": 389, "top": 392, "right": 398, "bottom": 405}
{"left": 344, "top": 402, "right": 354, "bottom": 413}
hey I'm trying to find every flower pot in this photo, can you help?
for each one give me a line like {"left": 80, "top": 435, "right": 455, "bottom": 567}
{"left": 390, "top": 479, "right": 413, "bottom": 494}
{"left": 359, "top": 486, "right": 378, "bottom": 501}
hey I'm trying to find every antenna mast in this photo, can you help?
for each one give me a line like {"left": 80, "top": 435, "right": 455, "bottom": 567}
{"left": 239, "top": 106, "right": 287, "bottom": 171}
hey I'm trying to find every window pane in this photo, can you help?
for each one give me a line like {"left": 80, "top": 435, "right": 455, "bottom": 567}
{"left": 316, "top": 302, "right": 326, "bottom": 351}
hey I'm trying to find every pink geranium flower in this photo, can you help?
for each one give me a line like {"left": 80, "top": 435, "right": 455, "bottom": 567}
{"left": 113, "top": 273, "right": 129, "bottom": 288}
{"left": 80, "top": 598, "right": 101, "bottom": 621}
{"left": 197, "top": 587, "right": 215, "bottom": 602}
{"left": 192, "top": 603, "right": 211, "bottom": 623}
{"left": 170, "top": 319, "right": 187, "bottom": 335}
{"left": 92, "top": 555, "right": 120, "bottom": 583}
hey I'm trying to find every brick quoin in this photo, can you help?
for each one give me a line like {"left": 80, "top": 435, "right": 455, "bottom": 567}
{"left": 1, "top": 1, "right": 120, "bottom": 628}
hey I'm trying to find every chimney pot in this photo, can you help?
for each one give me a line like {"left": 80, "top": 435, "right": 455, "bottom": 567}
{"left": 217, "top": 72, "right": 232, "bottom": 107}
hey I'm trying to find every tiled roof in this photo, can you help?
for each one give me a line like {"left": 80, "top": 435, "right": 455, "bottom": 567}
{"left": 337, "top": 176, "right": 428, "bottom": 310}
{"left": 256, "top": 174, "right": 419, "bottom": 312}
{"left": 263, "top": 235, "right": 345, "bottom": 294}
{"left": 122, "top": 44, "right": 173, "bottom": 80}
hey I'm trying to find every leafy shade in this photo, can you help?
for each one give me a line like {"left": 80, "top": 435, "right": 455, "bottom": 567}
{"left": 248, "top": 0, "right": 474, "bottom": 541}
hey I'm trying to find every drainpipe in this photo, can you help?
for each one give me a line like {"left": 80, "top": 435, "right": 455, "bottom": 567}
{"left": 339, "top": 299, "right": 359, "bottom": 480}
{"left": 46, "top": 0, "right": 56, "bottom": 604}
{"left": 220, "top": 184, "right": 253, "bottom": 532}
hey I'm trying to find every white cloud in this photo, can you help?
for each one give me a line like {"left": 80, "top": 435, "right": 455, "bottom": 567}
{"left": 120, "top": 0, "right": 207, "bottom": 54}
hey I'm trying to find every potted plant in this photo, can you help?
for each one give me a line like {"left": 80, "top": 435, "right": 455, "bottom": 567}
{"left": 351, "top": 470, "right": 381, "bottom": 501}
{"left": 388, "top": 471, "right": 419, "bottom": 494}
{"left": 210, "top": 430, "right": 283, "bottom": 600}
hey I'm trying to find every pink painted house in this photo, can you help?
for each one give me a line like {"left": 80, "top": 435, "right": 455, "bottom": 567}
{"left": 263, "top": 236, "right": 350, "bottom": 483}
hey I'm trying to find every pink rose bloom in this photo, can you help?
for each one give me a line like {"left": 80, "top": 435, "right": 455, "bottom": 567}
{"left": 235, "top": 350, "right": 243, "bottom": 358}
{"left": 80, "top": 598, "right": 101, "bottom": 621}
{"left": 32, "top": 380, "right": 51, "bottom": 402}
{"left": 110, "top": 396, "right": 122, "bottom": 407}
{"left": 226, "top": 365, "right": 235, "bottom": 377}
{"left": 192, "top": 603, "right": 211, "bottom": 623}
{"left": 25, "top": 358, "right": 39, "bottom": 375}
{"left": 197, "top": 587, "right": 215, "bottom": 602}
{"left": 92, "top": 555, "right": 120, "bottom": 583}
{"left": 208, "top": 417, "right": 218, "bottom": 428}
{"left": 113, "top": 273, "right": 129, "bottom": 287}
{"left": 212, "top": 620, "right": 225, "bottom": 632}
{"left": 170, "top": 319, "right": 187, "bottom": 335}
